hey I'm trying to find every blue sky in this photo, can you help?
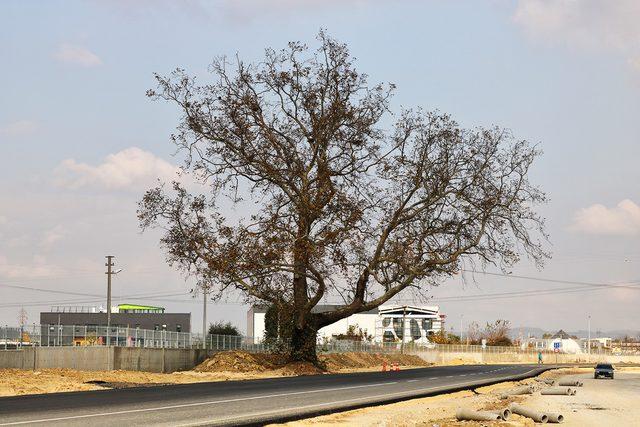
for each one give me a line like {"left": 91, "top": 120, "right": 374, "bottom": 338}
{"left": 1, "top": 1, "right": 639, "bottom": 335}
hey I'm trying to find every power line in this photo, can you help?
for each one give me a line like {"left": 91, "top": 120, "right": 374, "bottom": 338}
{"left": 2, "top": 269, "right": 639, "bottom": 308}
{"left": 0, "top": 283, "right": 103, "bottom": 298}
{"left": 460, "top": 269, "right": 640, "bottom": 291}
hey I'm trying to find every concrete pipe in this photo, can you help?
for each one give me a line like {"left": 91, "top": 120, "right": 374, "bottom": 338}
{"left": 558, "top": 379, "right": 583, "bottom": 387}
{"left": 509, "top": 403, "right": 549, "bottom": 423}
{"left": 499, "top": 385, "right": 534, "bottom": 399}
{"left": 540, "top": 387, "right": 575, "bottom": 396}
{"left": 541, "top": 378, "right": 555, "bottom": 385}
{"left": 455, "top": 408, "right": 502, "bottom": 421}
{"left": 489, "top": 408, "right": 511, "bottom": 421}
{"left": 546, "top": 412, "right": 565, "bottom": 423}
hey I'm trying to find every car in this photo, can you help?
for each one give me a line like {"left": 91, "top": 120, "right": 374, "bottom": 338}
{"left": 594, "top": 363, "right": 615, "bottom": 379}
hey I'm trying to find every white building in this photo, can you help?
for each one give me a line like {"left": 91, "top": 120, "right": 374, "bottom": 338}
{"left": 522, "top": 329, "right": 584, "bottom": 354}
{"left": 247, "top": 304, "right": 444, "bottom": 344}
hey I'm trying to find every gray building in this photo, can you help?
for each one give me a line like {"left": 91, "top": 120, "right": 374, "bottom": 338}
{"left": 40, "top": 304, "right": 191, "bottom": 346}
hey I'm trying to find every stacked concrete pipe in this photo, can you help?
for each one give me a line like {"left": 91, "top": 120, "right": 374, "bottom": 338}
{"left": 540, "top": 386, "right": 576, "bottom": 395}
{"left": 455, "top": 408, "right": 502, "bottom": 421}
{"left": 558, "top": 379, "right": 583, "bottom": 387}
{"left": 499, "top": 385, "right": 534, "bottom": 399}
{"left": 509, "top": 403, "right": 549, "bottom": 423}
{"left": 547, "top": 412, "right": 565, "bottom": 423}
{"left": 488, "top": 408, "right": 511, "bottom": 421}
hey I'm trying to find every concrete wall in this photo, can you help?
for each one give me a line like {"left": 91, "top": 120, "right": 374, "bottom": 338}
{"left": 411, "top": 349, "right": 640, "bottom": 365}
{"left": 3, "top": 347, "right": 640, "bottom": 373}
{"left": 0, "top": 349, "right": 35, "bottom": 369}
{"left": 0, "top": 347, "right": 213, "bottom": 373}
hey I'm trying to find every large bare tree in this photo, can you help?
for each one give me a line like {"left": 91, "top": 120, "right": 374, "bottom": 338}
{"left": 139, "top": 32, "right": 548, "bottom": 363}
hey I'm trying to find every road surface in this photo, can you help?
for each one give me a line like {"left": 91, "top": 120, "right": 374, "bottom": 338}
{"left": 0, "top": 364, "right": 551, "bottom": 426}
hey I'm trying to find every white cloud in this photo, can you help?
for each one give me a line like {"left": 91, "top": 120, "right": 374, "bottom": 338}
{"left": 0, "top": 119, "right": 38, "bottom": 137}
{"left": 54, "top": 147, "right": 183, "bottom": 191}
{"left": 0, "top": 255, "right": 65, "bottom": 279}
{"left": 571, "top": 199, "right": 640, "bottom": 235}
{"left": 513, "top": 0, "right": 640, "bottom": 71}
{"left": 53, "top": 44, "right": 103, "bottom": 67}
{"left": 40, "top": 225, "right": 66, "bottom": 250}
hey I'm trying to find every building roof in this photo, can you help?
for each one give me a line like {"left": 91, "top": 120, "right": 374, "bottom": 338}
{"left": 250, "top": 304, "right": 379, "bottom": 315}
{"left": 250, "top": 304, "right": 439, "bottom": 316}
{"left": 117, "top": 304, "right": 164, "bottom": 311}
{"left": 551, "top": 329, "right": 572, "bottom": 339}
{"left": 379, "top": 305, "right": 439, "bottom": 315}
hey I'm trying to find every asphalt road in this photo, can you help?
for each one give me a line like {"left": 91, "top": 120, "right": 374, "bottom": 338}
{"left": 0, "top": 364, "right": 551, "bottom": 426}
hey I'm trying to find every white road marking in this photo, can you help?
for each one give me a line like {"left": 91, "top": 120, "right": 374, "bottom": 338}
{"left": 177, "top": 367, "right": 545, "bottom": 427}
{"left": 0, "top": 366, "right": 544, "bottom": 426}
{"left": 407, "top": 379, "right": 419, "bottom": 383}
{"left": 0, "top": 381, "right": 398, "bottom": 426}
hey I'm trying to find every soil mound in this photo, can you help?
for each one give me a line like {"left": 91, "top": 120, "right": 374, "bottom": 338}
{"left": 319, "top": 352, "right": 429, "bottom": 371}
{"left": 194, "top": 351, "right": 285, "bottom": 372}
{"left": 195, "top": 350, "right": 429, "bottom": 374}
{"left": 278, "top": 361, "right": 325, "bottom": 376}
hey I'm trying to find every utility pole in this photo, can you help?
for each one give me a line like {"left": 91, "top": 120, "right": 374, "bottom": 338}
{"left": 459, "top": 314, "right": 464, "bottom": 343}
{"left": 105, "top": 255, "right": 115, "bottom": 346}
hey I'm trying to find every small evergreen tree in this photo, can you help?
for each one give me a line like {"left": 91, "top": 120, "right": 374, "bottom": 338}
{"left": 208, "top": 321, "right": 240, "bottom": 336}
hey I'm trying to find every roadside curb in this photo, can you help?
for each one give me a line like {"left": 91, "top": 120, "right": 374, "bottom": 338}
{"left": 223, "top": 366, "right": 559, "bottom": 427}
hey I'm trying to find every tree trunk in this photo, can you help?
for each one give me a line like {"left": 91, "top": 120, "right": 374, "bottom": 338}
{"left": 289, "top": 322, "right": 319, "bottom": 364}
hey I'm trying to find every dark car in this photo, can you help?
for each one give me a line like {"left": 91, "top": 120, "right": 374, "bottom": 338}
{"left": 594, "top": 363, "right": 614, "bottom": 379}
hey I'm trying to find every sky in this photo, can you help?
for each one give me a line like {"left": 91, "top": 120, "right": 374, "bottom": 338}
{"left": 1, "top": 0, "right": 639, "bottom": 336}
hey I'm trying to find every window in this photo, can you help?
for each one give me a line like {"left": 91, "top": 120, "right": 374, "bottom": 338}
{"left": 154, "top": 324, "right": 160, "bottom": 331}
{"left": 161, "top": 324, "right": 167, "bottom": 331}
{"left": 176, "top": 324, "right": 182, "bottom": 332}
{"left": 135, "top": 324, "right": 140, "bottom": 329}
{"left": 410, "top": 319, "right": 421, "bottom": 340}
{"left": 392, "top": 318, "right": 403, "bottom": 338}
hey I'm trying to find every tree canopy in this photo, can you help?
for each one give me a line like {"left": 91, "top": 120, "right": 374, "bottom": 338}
{"left": 139, "top": 32, "right": 548, "bottom": 362}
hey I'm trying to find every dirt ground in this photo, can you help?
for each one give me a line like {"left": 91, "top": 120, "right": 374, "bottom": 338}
{"left": 193, "top": 351, "right": 429, "bottom": 374}
{"left": 273, "top": 367, "right": 640, "bottom": 427}
{"left": 0, "top": 351, "right": 429, "bottom": 397}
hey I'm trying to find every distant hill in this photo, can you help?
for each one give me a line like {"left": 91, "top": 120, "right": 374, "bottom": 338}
{"left": 509, "top": 327, "right": 640, "bottom": 340}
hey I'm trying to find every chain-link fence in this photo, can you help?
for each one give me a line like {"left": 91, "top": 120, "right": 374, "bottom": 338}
{"left": 0, "top": 324, "right": 272, "bottom": 352}
{"left": 0, "top": 324, "right": 632, "bottom": 356}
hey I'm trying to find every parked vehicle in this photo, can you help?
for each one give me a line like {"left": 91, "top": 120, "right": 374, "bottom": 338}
{"left": 594, "top": 363, "right": 615, "bottom": 379}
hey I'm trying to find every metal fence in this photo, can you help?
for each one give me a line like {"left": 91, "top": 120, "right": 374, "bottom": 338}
{"left": 0, "top": 325, "right": 634, "bottom": 356}
{"left": 0, "top": 324, "right": 273, "bottom": 352}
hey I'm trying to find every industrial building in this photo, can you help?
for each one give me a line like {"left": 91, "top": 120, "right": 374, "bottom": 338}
{"left": 39, "top": 304, "right": 191, "bottom": 346}
{"left": 247, "top": 304, "right": 444, "bottom": 345}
